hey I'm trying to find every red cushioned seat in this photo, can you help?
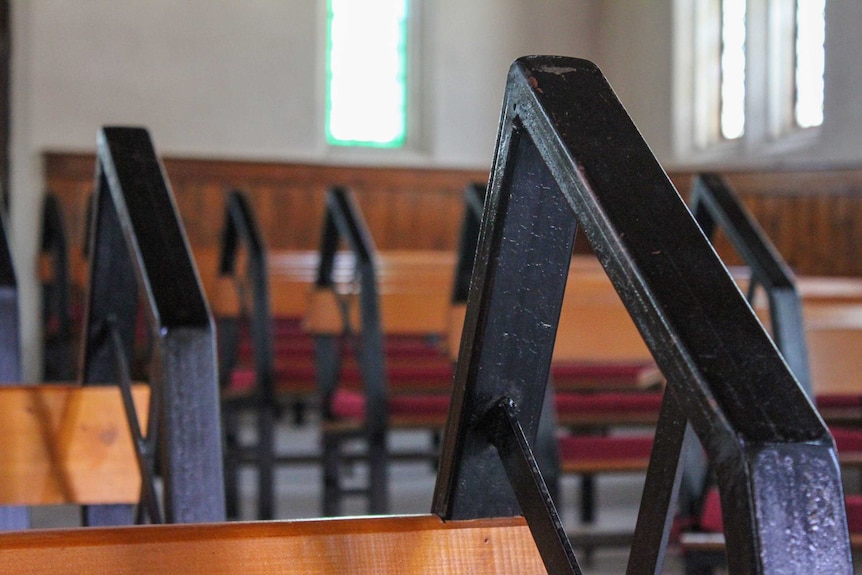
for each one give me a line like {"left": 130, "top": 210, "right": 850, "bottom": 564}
{"left": 554, "top": 392, "right": 664, "bottom": 415}
{"left": 832, "top": 427, "right": 862, "bottom": 453}
{"left": 228, "top": 367, "right": 256, "bottom": 393}
{"left": 844, "top": 496, "right": 862, "bottom": 533}
{"left": 227, "top": 365, "right": 318, "bottom": 394}
{"left": 558, "top": 435, "right": 654, "bottom": 464}
{"left": 816, "top": 394, "right": 862, "bottom": 409}
{"left": 330, "top": 389, "right": 450, "bottom": 420}
{"left": 552, "top": 363, "right": 648, "bottom": 379}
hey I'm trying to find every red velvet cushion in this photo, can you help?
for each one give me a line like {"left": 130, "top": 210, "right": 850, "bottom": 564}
{"left": 831, "top": 427, "right": 862, "bottom": 453}
{"left": 557, "top": 435, "right": 654, "bottom": 463}
{"left": 331, "top": 390, "right": 450, "bottom": 420}
{"left": 844, "top": 496, "right": 862, "bottom": 533}
{"left": 552, "top": 362, "right": 649, "bottom": 380}
{"left": 228, "top": 368, "right": 256, "bottom": 393}
{"left": 816, "top": 394, "right": 862, "bottom": 408}
{"left": 554, "top": 392, "right": 663, "bottom": 415}
{"left": 699, "top": 488, "right": 724, "bottom": 533}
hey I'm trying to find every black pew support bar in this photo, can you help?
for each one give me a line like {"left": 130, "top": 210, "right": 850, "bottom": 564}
{"left": 432, "top": 57, "right": 850, "bottom": 575}
{"left": 81, "top": 127, "right": 225, "bottom": 525}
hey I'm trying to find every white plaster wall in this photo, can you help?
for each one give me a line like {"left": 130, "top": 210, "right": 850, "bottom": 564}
{"left": 9, "top": 0, "right": 598, "bottom": 379}
{"left": 592, "top": 1, "right": 675, "bottom": 163}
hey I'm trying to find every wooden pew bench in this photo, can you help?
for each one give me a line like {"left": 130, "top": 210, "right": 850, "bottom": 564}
{"left": 206, "top": 238, "right": 862, "bottom": 526}
{"left": 202, "top": 248, "right": 458, "bottom": 407}
{"left": 0, "top": 515, "right": 546, "bottom": 575}
{"left": 0, "top": 384, "right": 148, "bottom": 509}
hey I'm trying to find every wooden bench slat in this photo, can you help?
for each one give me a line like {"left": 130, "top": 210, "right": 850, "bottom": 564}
{"left": 0, "top": 515, "right": 547, "bottom": 575}
{"left": 0, "top": 384, "right": 149, "bottom": 505}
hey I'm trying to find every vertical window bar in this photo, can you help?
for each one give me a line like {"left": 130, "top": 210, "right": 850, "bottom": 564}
{"left": 720, "top": 0, "right": 747, "bottom": 140}
{"left": 794, "top": 0, "right": 825, "bottom": 128}
{"left": 326, "top": 0, "right": 408, "bottom": 148}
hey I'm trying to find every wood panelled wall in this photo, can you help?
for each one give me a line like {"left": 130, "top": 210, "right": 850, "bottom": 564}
{"left": 44, "top": 152, "right": 862, "bottom": 277}
{"left": 44, "top": 153, "right": 488, "bottom": 256}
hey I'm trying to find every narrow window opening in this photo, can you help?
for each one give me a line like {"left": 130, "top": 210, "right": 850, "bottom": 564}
{"left": 794, "top": 0, "right": 825, "bottom": 128}
{"left": 720, "top": 0, "right": 747, "bottom": 140}
{"left": 326, "top": 0, "right": 408, "bottom": 148}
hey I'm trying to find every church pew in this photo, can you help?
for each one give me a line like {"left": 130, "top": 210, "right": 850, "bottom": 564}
{"left": 214, "top": 227, "right": 862, "bottom": 526}
{"left": 436, "top": 56, "right": 851, "bottom": 573}
{"left": 307, "top": 188, "right": 459, "bottom": 516}
{"left": 209, "top": 235, "right": 862, "bottom": 521}
{"left": 0, "top": 515, "right": 547, "bottom": 575}
{"left": 0, "top": 127, "right": 224, "bottom": 530}
{"left": 6, "top": 55, "right": 851, "bottom": 575}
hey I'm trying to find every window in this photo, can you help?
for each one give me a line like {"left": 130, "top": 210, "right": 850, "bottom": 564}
{"left": 325, "top": 0, "right": 409, "bottom": 148}
{"left": 682, "top": 0, "right": 826, "bottom": 156}
{"left": 721, "top": 0, "right": 747, "bottom": 140}
{"left": 794, "top": 0, "right": 825, "bottom": 129}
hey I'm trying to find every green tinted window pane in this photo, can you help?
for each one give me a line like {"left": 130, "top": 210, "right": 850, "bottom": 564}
{"left": 326, "top": 0, "right": 408, "bottom": 148}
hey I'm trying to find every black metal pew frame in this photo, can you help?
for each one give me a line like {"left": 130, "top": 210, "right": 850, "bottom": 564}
{"left": 80, "top": 127, "right": 225, "bottom": 526}
{"left": 682, "top": 173, "right": 818, "bottom": 572}
{"left": 0, "top": 127, "right": 226, "bottom": 530}
{"left": 0, "top": 59, "right": 850, "bottom": 575}
{"left": 690, "top": 172, "right": 811, "bottom": 395}
{"left": 217, "top": 189, "right": 280, "bottom": 520}
{"left": 432, "top": 56, "right": 851, "bottom": 574}
{"left": 314, "top": 186, "right": 392, "bottom": 516}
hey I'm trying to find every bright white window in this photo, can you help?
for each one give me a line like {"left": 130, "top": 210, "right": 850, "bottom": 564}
{"left": 681, "top": 0, "right": 826, "bottom": 158}
{"left": 794, "top": 0, "right": 825, "bottom": 128}
{"left": 721, "top": 0, "right": 747, "bottom": 139}
{"left": 325, "top": 0, "right": 408, "bottom": 148}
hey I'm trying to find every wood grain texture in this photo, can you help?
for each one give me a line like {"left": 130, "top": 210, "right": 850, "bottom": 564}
{"left": 0, "top": 384, "right": 148, "bottom": 505}
{"left": 46, "top": 153, "right": 862, "bottom": 278}
{"left": 0, "top": 515, "right": 548, "bottom": 575}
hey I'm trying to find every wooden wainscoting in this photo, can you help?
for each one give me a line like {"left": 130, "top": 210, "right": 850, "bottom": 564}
{"left": 44, "top": 153, "right": 488, "bottom": 256}
{"left": 45, "top": 152, "right": 862, "bottom": 278}
{"left": 667, "top": 169, "right": 862, "bottom": 277}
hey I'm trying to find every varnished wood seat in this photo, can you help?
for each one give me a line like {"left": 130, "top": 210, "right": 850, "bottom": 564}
{"left": 0, "top": 515, "right": 546, "bottom": 575}
{"left": 0, "top": 384, "right": 148, "bottom": 507}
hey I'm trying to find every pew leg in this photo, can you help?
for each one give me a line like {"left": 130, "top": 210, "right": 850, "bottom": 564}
{"left": 290, "top": 399, "right": 306, "bottom": 427}
{"left": 684, "top": 549, "right": 724, "bottom": 575}
{"left": 368, "top": 430, "right": 389, "bottom": 515}
{"left": 222, "top": 407, "right": 241, "bottom": 520}
{"left": 580, "top": 474, "right": 595, "bottom": 523}
{"left": 322, "top": 431, "right": 343, "bottom": 517}
{"left": 257, "top": 402, "right": 276, "bottom": 521}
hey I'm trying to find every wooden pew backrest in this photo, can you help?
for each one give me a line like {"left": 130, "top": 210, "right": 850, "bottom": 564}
{"left": 448, "top": 256, "right": 653, "bottom": 365}
{"left": 0, "top": 384, "right": 148, "bottom": 505}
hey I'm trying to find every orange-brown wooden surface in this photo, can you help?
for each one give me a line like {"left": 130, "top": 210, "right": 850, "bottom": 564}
{"left": 202, "top": 242, "right": 862, "bottom": 402}
{"left": 0, "top": 515, "right": 548, "bottom": 575}
{"left": 0, "top": 384, "right": 148, "bottom": 505}
{"left": 447, "top": 256, "right": 653, "bottom": 365}
{"left": 560, "top": 458, "right": 652, "bottom": 474}
{"left": 46, "top": 153, "right": 862, "bottom": 278}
